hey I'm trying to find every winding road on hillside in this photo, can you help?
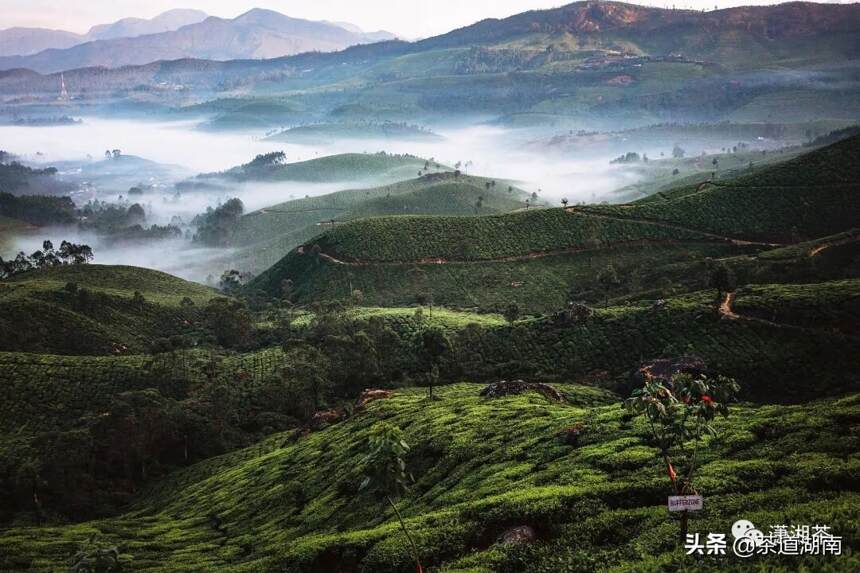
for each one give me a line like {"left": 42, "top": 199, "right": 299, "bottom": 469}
{"left": 306, "top": 210, "right": 783, "bottom": 266}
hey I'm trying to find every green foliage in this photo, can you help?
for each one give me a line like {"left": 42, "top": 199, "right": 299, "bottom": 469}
{"left": 360, "top": 423, "right": 413, "bottom": 497}
{"left": 625, "top": 373, "right": 740, "bottom": 494}
{"left": 192, "top": 198, "right": 244, "bottom": 246}
{"left": 203, "top": 298, "right": 254, "bottom": 349}
{"left": 2, "top": 384, "right": 856, "bottom": 572}
{"left": 67, "top": 537, "right": 121, "bottom": 573}
{"left": 0, "top": 265, "right": 217, "bottom": 354}
{"left": 0, "top": 192, "right": 75, "bottom": 226}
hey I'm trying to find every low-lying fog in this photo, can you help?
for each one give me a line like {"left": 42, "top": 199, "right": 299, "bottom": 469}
{"left": 0, "top": 116, "right": 760, "bottom": 282}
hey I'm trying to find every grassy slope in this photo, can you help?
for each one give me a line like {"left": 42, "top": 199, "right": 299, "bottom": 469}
{"left": 201, "top": 153, "right": 434, "bottom": 184}
{"left": 582, "top": 135, "right": 860, "bottom": 243}
{"left": 2, "top": 383, "right": 857, "bottom": 572}
{"left": 265, "top": 123, "right": 442, "bottom": 143}
{"left": 250, "top": 136, "right": 860, "bottom": 310}
{"left": 0, "top": 265, "right": 217, "bottom": 355}
{"left": 256, "top": 242, "right": 748, "bottom": 312}
{"left": 232, "top": 174, "right": 528, "bottom": 273}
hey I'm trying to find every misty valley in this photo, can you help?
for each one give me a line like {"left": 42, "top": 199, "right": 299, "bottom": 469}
{"left": 0, "top": 1, "right": 859, "bottom": 572}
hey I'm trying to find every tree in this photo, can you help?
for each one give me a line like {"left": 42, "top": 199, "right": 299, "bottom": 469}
{"left": 708, "top": 262, "right": 736, "bottom": 302}
{"left": 279, "top": 346, "right": 332, "bottom": 418}
{"left": 561, "top": 198, "right": 568, "bottom": 208}
{"left": 625, "top": 373, "right": 739, "bottom": 541}
{"left": 597, "top": 264, "right": 620, "bottom": 307}
{"left": 503, "top": 302, "right": 520, "bottom": 326}
{"left": 127, "top": 203, "right": 146, "bottom": 225}
{"left": 204, "top": 298, "right": 254, "bottom": 349}
{"left": 219, "top": 269, "right": 253, "bottom": 294}
{"left": 192, "top": 198, "right": 244, "bottom": 246}
{"left": 672, "top": 144, "right": 686, "bottom": 158}
{"left": 360, "top": 423, "right": 424, "bottom": 573}
{"left": 420, "top": 327, "right": 451, "bottom": 399}
{"left": 281, "top": 279, "right": 294, "bottom": 303}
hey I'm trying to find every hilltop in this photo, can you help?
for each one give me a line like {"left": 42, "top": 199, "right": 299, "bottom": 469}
{"left": 265, "top": 122, "right": 441, "bottom": 144}
{"left": 250, "top": 135, "right": 860, "bottom": 311}
{"left": 229, "top": 171, "right": 528, "bottom": 272}
{"left": 0, "top": 265, "right": 217, "bottom": 354}
{"left": 580, "top": 134, "right": 860, "bottom": 243}
{"left": 186, "top": 152, "right": 435, "bottom": 187}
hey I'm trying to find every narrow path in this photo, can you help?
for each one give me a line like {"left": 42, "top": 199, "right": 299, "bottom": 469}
{"left": 566, "top": 207, "right": 783, "bottom": 247}
{"left": 309, "top": 210, "right": 781, "bottom": 267}
{"left": 314, "top": 238, "right": 727, "bottom": 267}
{"left": 809, "top": 234, "right": 860, "bottom": 257}
{"left": 719, "top": 292, "right": 739, "bottom": 320}
{"left": 718, "top": 290, "right": 855, "bottom": 338}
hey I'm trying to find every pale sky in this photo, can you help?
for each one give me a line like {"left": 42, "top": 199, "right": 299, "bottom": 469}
{"left": 1, "top": 0, "right": 853, "bottom": 39}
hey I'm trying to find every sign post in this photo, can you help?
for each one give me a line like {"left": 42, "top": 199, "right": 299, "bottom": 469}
{"left": 668, "top": 495, "right": 703, "bottom": 512}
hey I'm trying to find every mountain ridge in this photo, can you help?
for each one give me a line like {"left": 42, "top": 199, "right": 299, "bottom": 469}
{"left": 0, "top": 9, "right": 395, "bottom": 73}
{"left": 1, "top": 1, "right": 856, "bottom": 93}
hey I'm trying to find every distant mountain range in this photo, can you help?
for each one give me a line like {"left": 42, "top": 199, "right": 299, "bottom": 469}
{"left": 0, "top": 9, "right": 396, "bottom": 72}
{"left": 0, "top": 10, "right": 208, "bottom": 57}
{"left": 1, "top": 1, "right": 857, "bottom": 127}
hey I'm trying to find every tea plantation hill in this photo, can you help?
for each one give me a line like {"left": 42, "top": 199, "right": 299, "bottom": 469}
{"left": 182, "top": 151, "right": 438, "bottom": 188}
{"left": 0, "top": 265, "right": 217, "bottom": 355}
{"left": 2, "top": 382, "right": 858, "bottom": 572}
{"left": 230, "top": 172, "right": 531, "bottom": 273}
{"left": 251, "top": 135, "right": 860, "bottom": 312}
{"left": 580, "top": 133, "right": 860, "bottom": 243}
{"left": 2, "top": 269, "right": 857, "bottom": 529}
{"left": 265, "top": 122, "right": 443, "bottom": 144}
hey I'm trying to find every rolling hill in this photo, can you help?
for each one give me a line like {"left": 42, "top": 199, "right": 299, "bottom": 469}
{"left": 0, "top": 265, "right": 217, "bottom": 355}
{"left": 188, "top": 152, "right": 436, "bottom": 187}
{"left": 250, "top": 134, "right": 860, "bottom": 311}
{"left": 579, "top": 134, "right": 860, "bottom": 243}
{"left": 229, "top": 171, "right": 529, "bottom": 273}
{"left": 265, "top": 122, "right": 442, "bottom": 144}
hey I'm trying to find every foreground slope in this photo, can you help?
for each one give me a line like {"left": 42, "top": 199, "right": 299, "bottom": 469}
{"left": 1, "top": 383, "right": 857, "bottom": 572}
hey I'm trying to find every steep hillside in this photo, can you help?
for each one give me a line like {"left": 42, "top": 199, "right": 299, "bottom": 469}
{"left": 251, "top": 136, "right": 860, "bottom": 309}
{"left": 229, "top": 172, "right": 527, "bottom": 272}
{"left": 580, "top": 134, "right": 860, "bottom": 243}
{"left": 0, "top": 265, "right": 217, "bottom": 354}
{"left": 2, "top": 381, "right": 857, "bottom": 571}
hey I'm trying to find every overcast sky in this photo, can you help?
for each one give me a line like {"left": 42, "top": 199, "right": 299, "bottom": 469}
{"left": 2, "top": 0, "right": 853, "bottom": 39}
